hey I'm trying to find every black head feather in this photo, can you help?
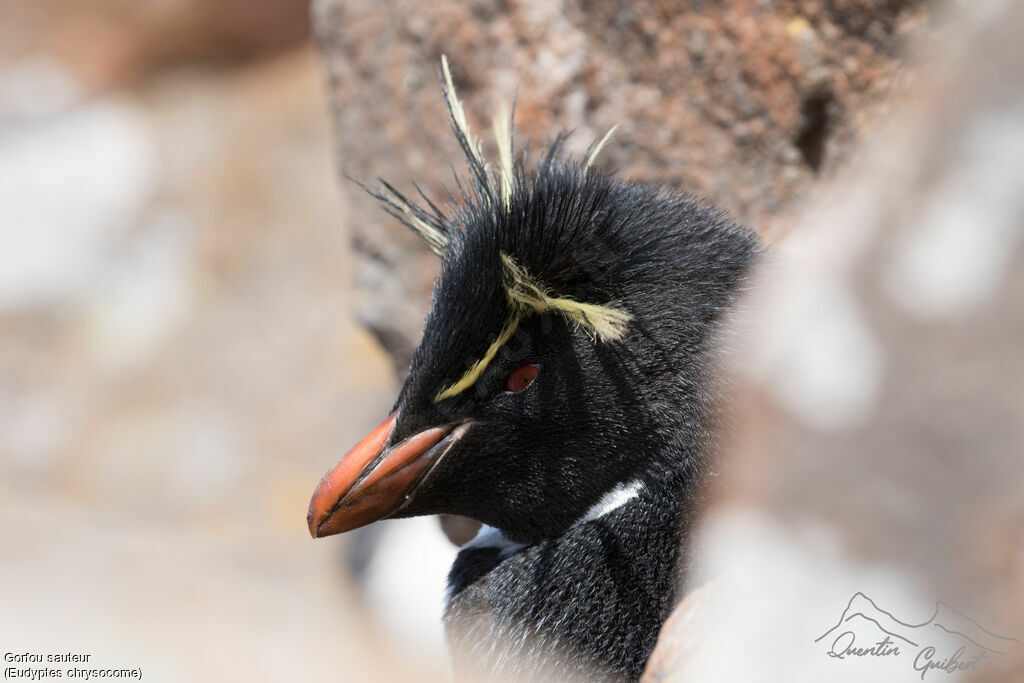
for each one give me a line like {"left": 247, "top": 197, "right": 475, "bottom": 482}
{"left": 362, "top": 68, "right": 762, "bottom": 542}
{"left": 318, "top": 59, "right": 766, "bottom": 680}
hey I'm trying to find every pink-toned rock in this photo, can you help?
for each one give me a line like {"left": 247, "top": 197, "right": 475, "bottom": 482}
{"left": 645, "top": 2, "right": 1024, "bottom": 680}
{"left": 312, "top": 0, "right": 930, "bottom": 370}
{"left": 0, "top": 0, "right": 310, "bottom": 91}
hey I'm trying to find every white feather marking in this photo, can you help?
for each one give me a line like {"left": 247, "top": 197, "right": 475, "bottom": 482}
{"left": 577, "top": 479, "right": 645, "bottom": 524}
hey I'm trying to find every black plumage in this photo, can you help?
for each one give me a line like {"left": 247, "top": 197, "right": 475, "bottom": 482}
{"left": 309, "top": 61, "right": 762, "bottom": 681}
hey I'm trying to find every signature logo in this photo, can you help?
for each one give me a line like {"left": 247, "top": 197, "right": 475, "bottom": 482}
{"left": 815, "top": 592, "right": 1017, "bottom": 679}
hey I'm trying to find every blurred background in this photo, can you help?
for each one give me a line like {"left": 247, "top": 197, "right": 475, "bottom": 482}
{"left": 0, "top": 1, "right": 449, "bottom": 680}
{"left": 1, "top": 0, "right": 1020, "bottom": 681}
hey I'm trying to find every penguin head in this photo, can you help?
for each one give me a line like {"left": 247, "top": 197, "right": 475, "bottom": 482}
{"left": 308, "top": 59, "right": 761, "bottom": 544}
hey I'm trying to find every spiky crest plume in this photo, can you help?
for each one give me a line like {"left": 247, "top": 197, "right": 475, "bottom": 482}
{"left": 366, "top": 57, "right": 626, "bottom": 402}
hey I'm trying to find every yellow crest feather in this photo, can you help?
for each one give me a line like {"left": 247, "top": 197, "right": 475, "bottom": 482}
{"left": 427, "top": 61, "right": 629, "bottom": 402}
{"left": 501, "top": 253, "right": 631, "bottom": 342}
{"left": 378, "top": 185, "right": 448, "bottom": 255}
{"left": 441, "top": 55, "right": 485, "bottom": 171}
{"left": 492, "top": 103, "right": 514, "bottom": 212}
{"left": 434, "top": 313, "right": 521, "bottom": 402}
{"left": 583, "top": 125, "right": 618, "bottom": 172}
{"left": 433, "top": 254, "right": 632, "bottom": 402}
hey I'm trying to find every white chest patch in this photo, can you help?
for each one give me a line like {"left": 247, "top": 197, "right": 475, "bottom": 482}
{"left": 460, "top": 524, "right": 526, "bottom": 558}
{"left": 447, "top": 524, "right": 527, "bottom": 605}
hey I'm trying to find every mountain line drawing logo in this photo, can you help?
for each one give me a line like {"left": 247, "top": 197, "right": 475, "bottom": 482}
{"left": 815, "top": 592, "right": 1018, "bottom": 679}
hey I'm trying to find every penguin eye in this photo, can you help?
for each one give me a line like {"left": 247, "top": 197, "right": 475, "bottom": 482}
{"left": 506, "top": 364, "right": 539, "bottom": 393}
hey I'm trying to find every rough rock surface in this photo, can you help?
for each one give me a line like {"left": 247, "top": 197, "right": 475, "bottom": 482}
{"left": 0, "top": 5, "right": 450, "bottom": 678}
{"left": 0, "top": 0, "right": 310, "bottom": 94}
{"left": 643, "top": 1, "right": 1024, "bottom": 680}
{"left": 312, "top": 0, "right": 929, "bottom": 371}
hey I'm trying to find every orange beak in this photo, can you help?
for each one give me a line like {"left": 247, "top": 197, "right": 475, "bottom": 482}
{"left": 307, "top": 412, "right": 466, "bottom": 538}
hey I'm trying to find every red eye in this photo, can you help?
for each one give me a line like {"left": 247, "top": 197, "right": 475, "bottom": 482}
{"left": 506, "top": 364, "right": 539, "bottom": 393}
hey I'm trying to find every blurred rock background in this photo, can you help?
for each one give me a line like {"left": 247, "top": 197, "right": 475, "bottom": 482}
{"left": 0, "top": 1, "right": 450, "bottom": 680}
{"left": 313, "top": 0, "right": 932, "bottom": 371}
{"left": 6, "top": 0, "right": 1018, "bottom": 681}
{"left": 643, "top": 1, "right": 1024, "bottom": 680}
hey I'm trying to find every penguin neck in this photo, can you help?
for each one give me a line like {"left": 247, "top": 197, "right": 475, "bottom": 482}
{"left": 446, "top": 471, "right": 691, "bottom": 601}
{"left": 443, "top": 473, "right": 691, "bottom": 680}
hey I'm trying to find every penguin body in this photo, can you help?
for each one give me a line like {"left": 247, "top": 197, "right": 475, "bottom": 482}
{"left": 308, "top": 59, "right": 761, "bottom": 680}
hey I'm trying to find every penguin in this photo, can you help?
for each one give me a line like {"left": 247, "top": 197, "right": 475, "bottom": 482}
{"left": 309, "top": 57, "right": 762, "bottom": 681}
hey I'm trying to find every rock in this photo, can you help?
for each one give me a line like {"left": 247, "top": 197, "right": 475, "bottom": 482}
{"left": 644, "top": 1, "right": 1024, "bottom": 680}
{"left": 311, "top": 0, "right": 929, "bottom": 372}
{"left": 0, "top": 0, "right": 310, "bottom": 95}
